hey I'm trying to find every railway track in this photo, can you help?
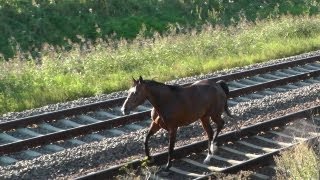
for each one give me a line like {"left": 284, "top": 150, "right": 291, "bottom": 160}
{"left": 0, "top": 54, "right": 319, "bottom": 170}
{"left": 76, "top": 106, "right": 320, "bottom": 180}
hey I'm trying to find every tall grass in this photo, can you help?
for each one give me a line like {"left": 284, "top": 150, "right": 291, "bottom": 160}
{"left": 1, "top": 15, "right": 320, "bottom": 115}
{"left": 1, "top": 0, "right": 319, "bottom": 59}
{"left": 274, "top": 142, "right": 319, "bottom": 179}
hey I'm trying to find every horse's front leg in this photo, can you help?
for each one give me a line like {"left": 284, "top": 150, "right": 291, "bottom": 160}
{"left": 200, "top": 117, "right": 214, "bottom": 164}
{"left": 164, "top": 128, "right": 177, "bottom": 171}
{"left": 144, "top": 121, "right": 160, "bottom": 163}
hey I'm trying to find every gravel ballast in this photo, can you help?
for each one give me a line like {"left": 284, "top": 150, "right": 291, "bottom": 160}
{"left": 0, "top": 51, "right": 319, "bottom": 179}
{"left": 0, "top": 79, "right": 319, "bottom": 179}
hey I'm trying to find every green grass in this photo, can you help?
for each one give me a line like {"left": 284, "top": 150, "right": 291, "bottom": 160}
{"left": 275, "top": 142, "right": 319, "bottom": 179}
{"left": 1, "top": 15, "right": 320, "bottom": 115}
{"left": 0, "top": 0, "right": 319, "bottom": 59}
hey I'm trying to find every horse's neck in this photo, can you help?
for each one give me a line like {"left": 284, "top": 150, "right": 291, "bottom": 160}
{"left": 145, "top": 84, "right": 172, "bottom": 114}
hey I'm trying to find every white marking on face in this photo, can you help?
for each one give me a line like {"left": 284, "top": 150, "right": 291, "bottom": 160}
{"left": 128, "top": 86, "right": 137, "bottom": 94}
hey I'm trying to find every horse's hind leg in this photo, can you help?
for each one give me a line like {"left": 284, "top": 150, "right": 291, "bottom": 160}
{"left": 200, "top": 116, "right": 214, "bottom": 164}
{"left": 144, "top": 121, "right": 160, "bottom": 162}
{"left": 211, "top": 115, "right": 225, "bottom": 144}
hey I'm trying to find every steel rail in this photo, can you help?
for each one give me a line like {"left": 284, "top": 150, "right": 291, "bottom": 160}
{"left": 0, "top": 55, "right": 319, "bottom": 131}
{"left": 0, "top": 68, "right": 319, "bottom": 155}
{"left": 0, "top": 69, "right": 319, "bottom": 155}
{"left": 75, "top": 105, "right": 320, "bottom": 180}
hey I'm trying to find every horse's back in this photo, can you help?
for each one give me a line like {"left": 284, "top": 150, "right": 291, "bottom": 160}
{"left": 151, "top": 79, "right": 228, "bottom": 128}
{"left": 190, "top": 79, "right": 227, "bottom": 114}
{"left": 190, "top": 79, "right": 226, "bottom": 98}
{"left": 174, "top": 80, "right": 226, "bottom": 121}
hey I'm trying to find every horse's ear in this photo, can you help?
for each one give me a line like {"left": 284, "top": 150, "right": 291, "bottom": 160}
{"left": 132, "top": 77, "right": 137, "bottom": 84}
{"left": 138, "top": 76, "right": 143, "bottom": 83}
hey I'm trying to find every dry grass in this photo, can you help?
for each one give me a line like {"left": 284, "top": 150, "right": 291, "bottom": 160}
{"left": 274, "top": 142, "right": 319, "bottom": 179}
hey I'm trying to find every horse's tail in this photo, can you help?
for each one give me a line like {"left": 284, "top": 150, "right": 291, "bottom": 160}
{"left": 217, "top": 80, "right": 233, "bottom": 118}
{"left": 217, "top": 80, "right": 229, "bottom": 96}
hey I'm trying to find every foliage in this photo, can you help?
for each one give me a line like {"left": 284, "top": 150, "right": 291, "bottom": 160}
{"left": 0, "top": 0, "right": 320, "bottom": 59}
{"left": 1, "top": 15, "right": 320, "bottom": 115}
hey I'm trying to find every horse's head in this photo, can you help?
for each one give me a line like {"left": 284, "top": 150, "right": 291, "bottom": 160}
{"left": 121, "top": 76, "right": 147, "bottom": 115}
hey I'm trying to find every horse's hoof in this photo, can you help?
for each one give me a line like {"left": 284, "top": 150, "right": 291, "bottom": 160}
{"left": 157, "top": 167, "right": 171, "bottom": 176}
{"left": 203, "top": 158, "right": 210, "bottom": 165}
{"left": 143, "top": 156, "right": 154, "bottom": 165}
{"left": 203, "top": 153, "right": 213, "bottom": 165}
{"left": 147, "top": 157, "right": 155, "bottom": 164}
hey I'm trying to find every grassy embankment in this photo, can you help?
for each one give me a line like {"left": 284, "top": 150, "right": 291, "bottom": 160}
{"left": 1, "top": 15, "right": 320, "bottom": 115}
{"left": 1, "top": 1, "right": 320, "bottom": 115}
{"left": 1, "top": 0, "right": 320, "bottom": 60}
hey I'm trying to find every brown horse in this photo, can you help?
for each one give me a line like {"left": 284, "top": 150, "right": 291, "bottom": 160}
{"left": 121, "top": 76, "right": 232, "bottom": 171}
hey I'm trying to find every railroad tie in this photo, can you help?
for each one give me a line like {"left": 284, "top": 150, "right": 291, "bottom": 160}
{"left": 87, "top": 134, "right": 106, "bottom": 141}
{"left": 293, "top": 66, "right": 311, "bottom": 72}
{"left": 260, "top": 90, "right": 276, "bottom": 95}
{"left": 237, "top": 141, "right": 277, "bottom": 153}
{"left": 304, "top": 79, "right": 320, "bottom": 84}
{"left": 251, "top": 172, "right": 270, "bottom": 180}
{"left": 169, "top": 166, "right": 206, "bottom": 178}
{"left": 199, "top": 152, "right": 243, "bottom": 165}
{"left": 261, "top": 73, "right": 281, "bottom": 80}
{"left": 78, "top": 115, "right": 101, "bottom": 123}
{"left": 250, "top": 76, "right": 270, "bottom": 82}
{"left": 181, "top": 158, "right": 225, "bottom": 171}
{"left": 253, "top": 135, "right": 292, "bottom": 147}
{"left": 304, "top": 63, "right": 320, "bottom": 70}
{"left": 220, "top": 146, "right": 259, "bottom": 158}
{"left": 233, "top": 96, "right": 251, "bottom": 102}
{"left": 299, "top": 120, "right": 320, "bottom": 129}
{"left": 44, "top": 144, "right": 65, "bottom": 152}
{"left": 286, "top": 126, "right": 320, "bottom": 136}
{"left": 0, "top": 156, "right": 18, "bottom": 165}
{"left": 39, "top": 123, "right": 64, "bottom": 132}
{"left": 273, "top": 71, "right": 290, "bottom": 77}
{"left": 282, "top": 84, "right": 299, "bottom": 89}
{"left": 294, "top": 81, "right": 311, "bottom": 86}
{"left": 282, "top": 68, "right": 302, "bottom": 75}
{"left": 22, "top": 150, "right": 42, "bottom": 158}
{"left": 238, "top": 79, "right": 258, "bottom": 85}
{"left": 229, "top": 81, "right": 248, "bottom": 88}
{"left": 125, "top": 124, "right": 144, "bottom": 130}
{"left": 227, "top": 100, "right": 238, "bottom": 106}
{"left": 39, "top": 123, "right": 86, "bottom": 145}
{"left": 60, "top": 119, "right": 83, "bottom": 128}
{"left": 136, "top": 105, "right": 150, "bottom": 111}
{"left": 247, "top": 93, "right": 265, "bottom": 99}
{"left": 17, "top": 128, "right": 43, "bottom": 137}
{"left": 95, "top": 111, "right": 119, "bottom": 119}
{"left": 107, "top": 129, "right": 125, "bottom": 135}
{"left": 269, "top": 130, "right": 306, "bottom": 141}
{"left": 0, "top": 133, "right": 21, "bottom": 142}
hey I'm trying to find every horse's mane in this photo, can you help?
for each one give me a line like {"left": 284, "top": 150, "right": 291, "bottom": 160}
{"left": 143, "top": 80, "right": 181, "bottom": 91}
